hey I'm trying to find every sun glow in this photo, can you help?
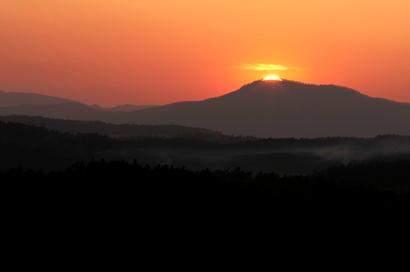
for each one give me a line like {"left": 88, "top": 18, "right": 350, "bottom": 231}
{"left": 263, "top": 75, "right": 282, "bottom": 81}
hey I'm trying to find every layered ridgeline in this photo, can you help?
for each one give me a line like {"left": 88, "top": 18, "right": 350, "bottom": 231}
{"left": 0, "top": 115, "right": 221, "bottom": 138}
{"left": 2, "top": 80, "right": 410, "bottom": 137}
{"left": 3, "top": 118, "right": 410, "bottom": 179}
{"left": 0, "top": 90, "right": 76, "bottom": 107}
{"left": 0, "top": 90, "right": 155, "bottom": 121}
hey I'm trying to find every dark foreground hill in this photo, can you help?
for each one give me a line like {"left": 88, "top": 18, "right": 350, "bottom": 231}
{"left": 1, "top": 120, "right": 410, "bottom": 214}
{"left": 3, "top": 119, "right": 410, "bottom": 175}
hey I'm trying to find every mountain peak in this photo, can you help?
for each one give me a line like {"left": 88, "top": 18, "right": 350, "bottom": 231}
{"left": 232, "top": 79, "right": 366, "bottom": 98}
{"left": 240, "top": 79, "right": 322, "bottom": 91}
{"left": 245, "top": 78, "right": 335, "bottom": 88}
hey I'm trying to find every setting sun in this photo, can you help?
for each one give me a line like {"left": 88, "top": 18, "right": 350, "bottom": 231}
{"left": 263, "top": 75, "right": 282, "bottom": 81}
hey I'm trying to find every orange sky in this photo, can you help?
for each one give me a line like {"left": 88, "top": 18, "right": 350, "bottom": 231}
{"left": 1, "top": 0, "right": 410, "bottom": 106}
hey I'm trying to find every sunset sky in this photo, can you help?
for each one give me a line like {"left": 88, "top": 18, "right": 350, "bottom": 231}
{"left": 1, "top": 0, "right": 410, "bottom": 106}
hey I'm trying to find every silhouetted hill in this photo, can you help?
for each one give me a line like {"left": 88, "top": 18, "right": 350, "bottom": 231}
{"left": 0, "top": 90, "right": 76, "bottom": 107}
{"left": 0, "top": 115, "right": 222, "bottom": 138}
{"left": 0, "top": 102, "right": 123, "bottom": 121}
{"left": 0, "top": 90, "right": 122, "bottom": 121}
{"left": 121, "top": 80, "right": 410, "bottom": 137}
{"left": 0, "top": 91, "right": 155, "bottom": 121}
{"left": 108, "top": 104, "right": 157, "bottom": 112}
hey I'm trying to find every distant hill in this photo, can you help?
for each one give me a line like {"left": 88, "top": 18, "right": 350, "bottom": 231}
{"left": 0, "top": 115, "right": 222, "bottom": 138}
{"left": 0, "top": 103, "right": 122, "bottom": 121}
{"left": 108, "top": 104, "right": 157, "bottom": 112}
{"left": 119, "top": 80, "right": 410, "bottom": 137}
{"left": 0, "top": 90, "right": 75, "bottom": 107}
{"left": 0, "top": 91, "right": 159, "bottom": 121}
{"left": 0, "top": 90, "right": 118, "bottom": 121}
{"left": 0, "top": 91, "right": 158, "bottom": 121}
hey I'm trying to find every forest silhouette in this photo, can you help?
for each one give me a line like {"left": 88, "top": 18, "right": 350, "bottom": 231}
{"left": 1, "top": 119, "right": 410, "bottom": 212}
{"left": 3, "top": 160, "right": 410, "bottom": 214}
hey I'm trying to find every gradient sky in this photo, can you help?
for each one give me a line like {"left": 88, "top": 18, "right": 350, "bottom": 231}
{"left": 1, "top": 0, "right": 410, "bottom": 106}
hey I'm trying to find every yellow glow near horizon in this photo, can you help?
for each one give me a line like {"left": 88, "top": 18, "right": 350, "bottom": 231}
{"left": 2, "top": 1, "right": 410, "bottom": 105}
{"left": 263, "top": 75, "right": 282, "bottom": 81}
{"left": 244, "top": 64, "right": 289, "bottom": 71}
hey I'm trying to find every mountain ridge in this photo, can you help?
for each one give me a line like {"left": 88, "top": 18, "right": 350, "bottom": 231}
{"left": 0, "top": 115, "right": 222, "bottom": 138}
{"left": 119, "top": 79, "right": 410, "bottom": 137}
{"left": 2, "top": 80, "right": 410, "bottom": 137}
{"left": 0, "top": 90, "right": 78, "bottom": 107}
